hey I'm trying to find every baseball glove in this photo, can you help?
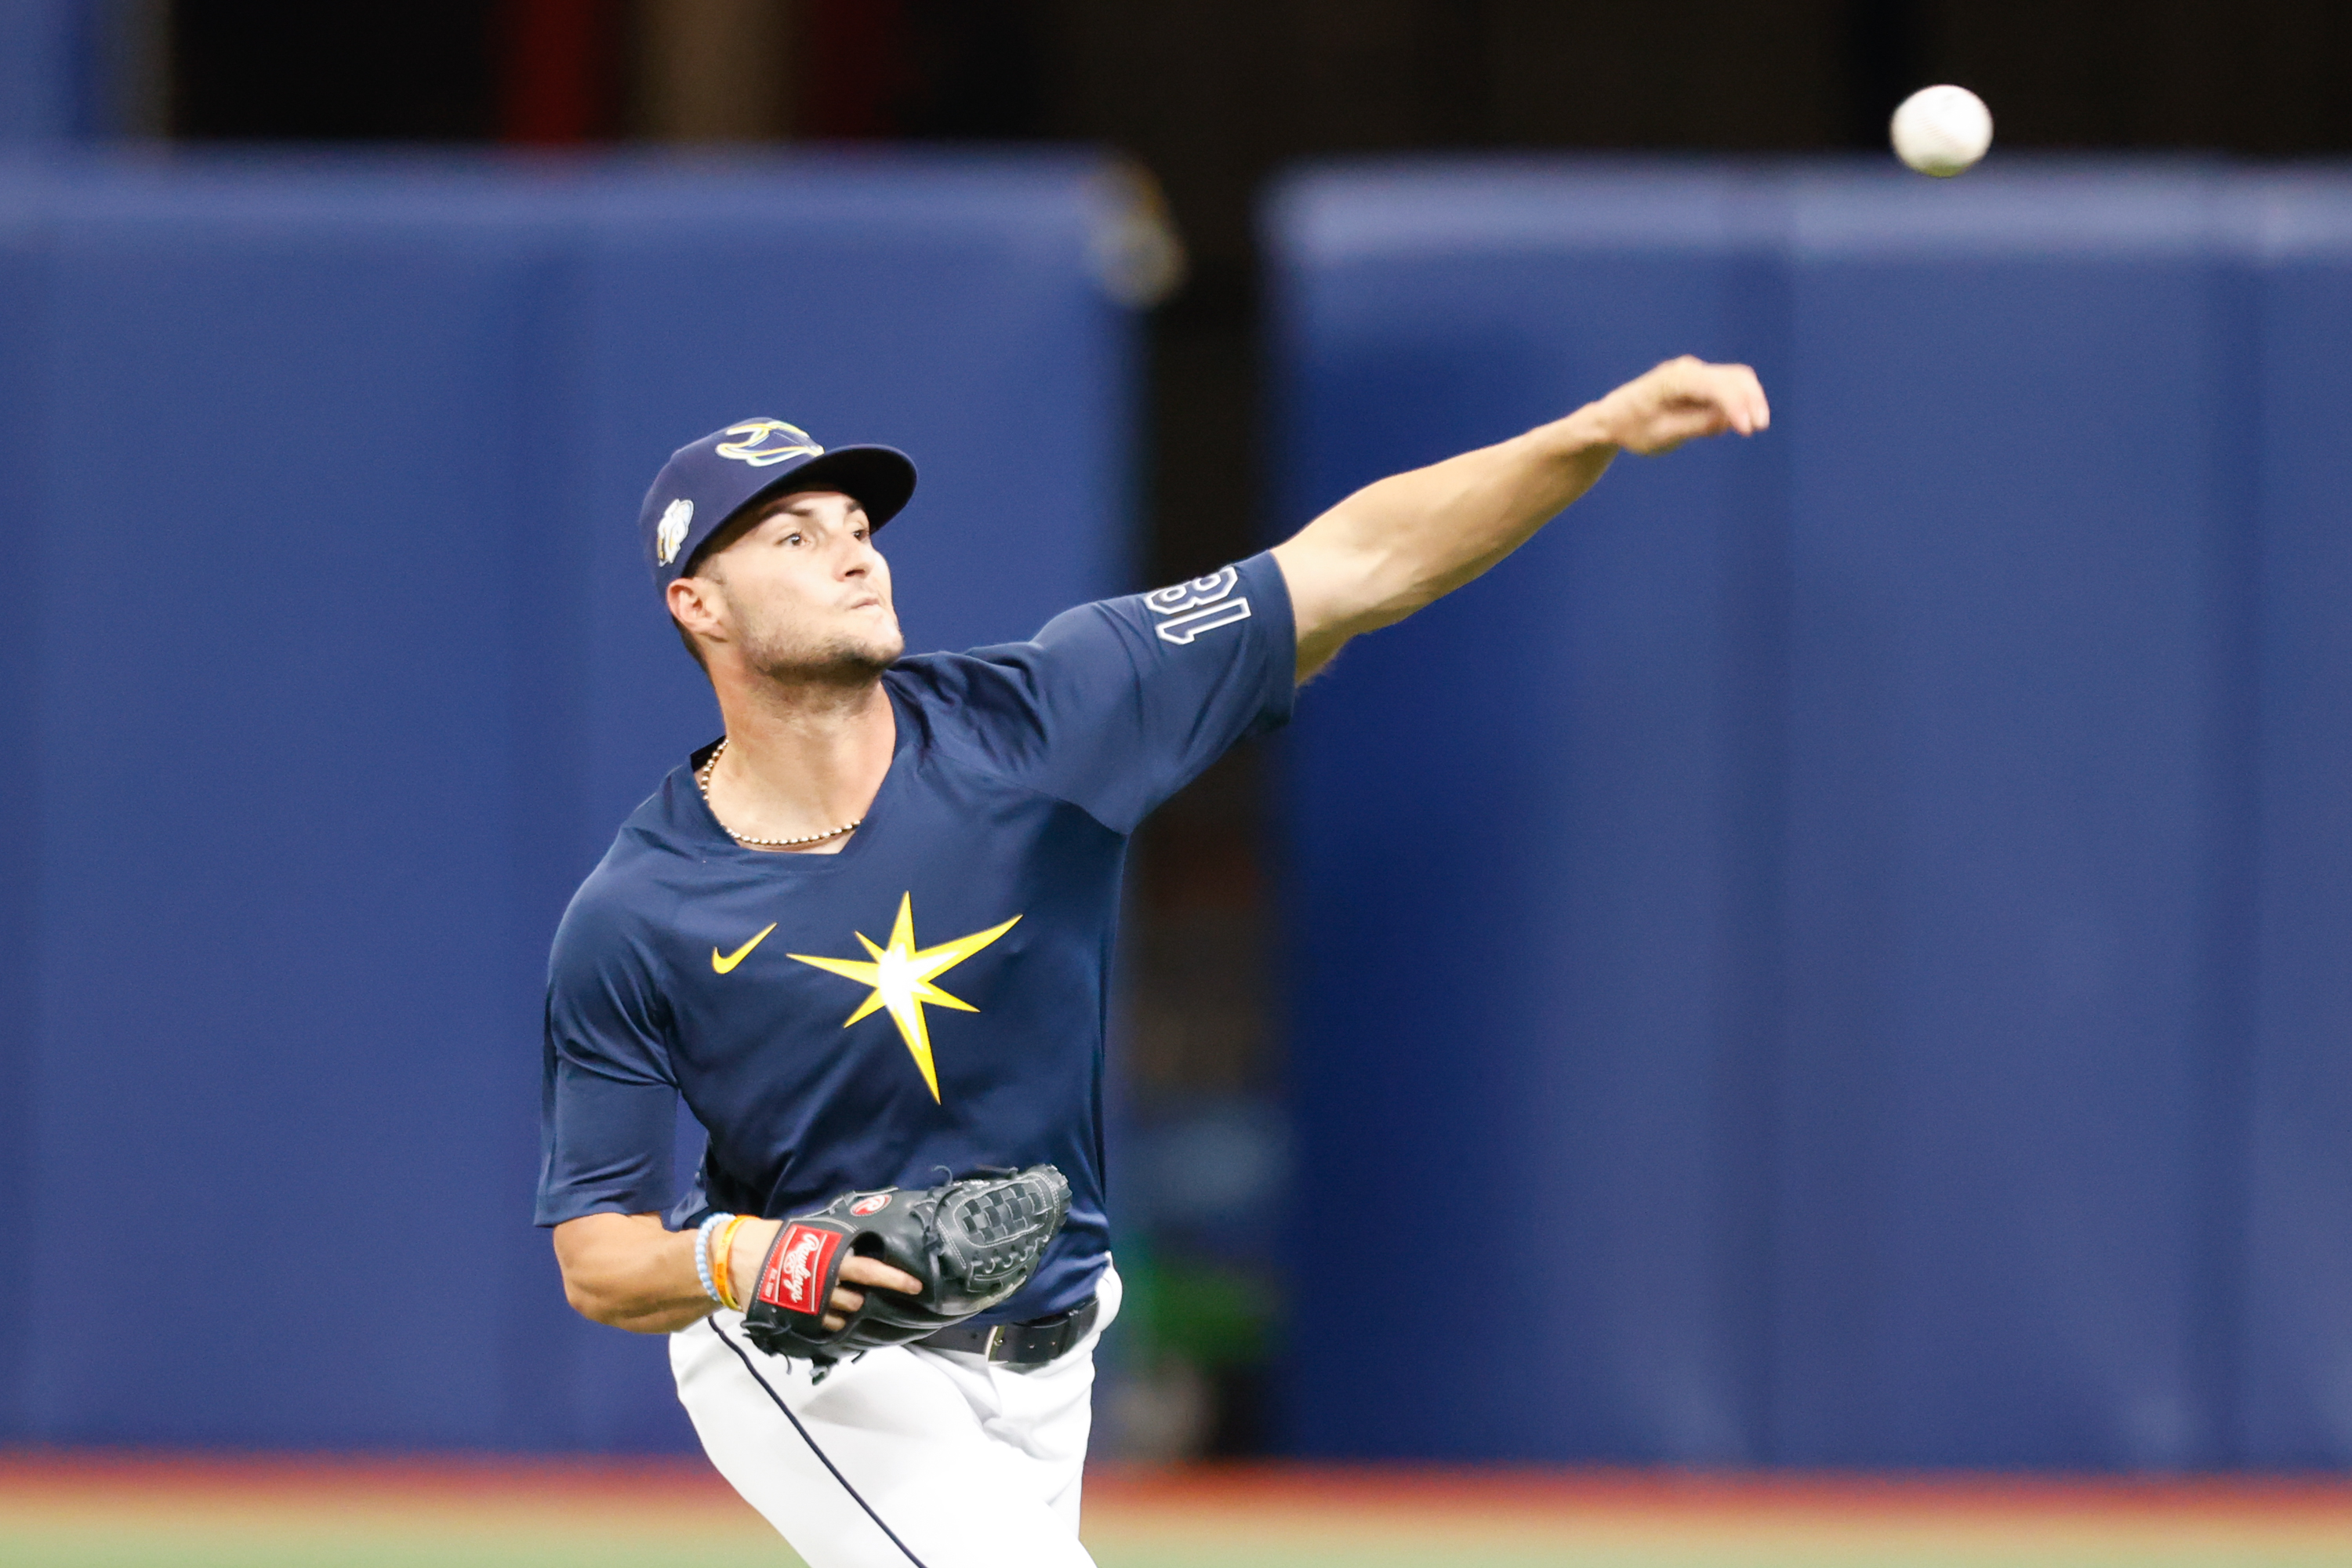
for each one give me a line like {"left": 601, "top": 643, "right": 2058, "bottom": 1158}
{"left": 739, "top": 1164, "right": 1071, "bottom": 1363}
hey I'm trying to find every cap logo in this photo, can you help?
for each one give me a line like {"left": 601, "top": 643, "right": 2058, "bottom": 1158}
{"left": 716, "top": 419, "right": 824, "bottom": 468}
{"left": 655, "top": 498, "right": 693, "bottom": 566}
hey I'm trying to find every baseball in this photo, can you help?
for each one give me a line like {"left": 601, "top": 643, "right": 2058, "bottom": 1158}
{"left": 1890, "top": 85, "right": 1993, "bottom": 178}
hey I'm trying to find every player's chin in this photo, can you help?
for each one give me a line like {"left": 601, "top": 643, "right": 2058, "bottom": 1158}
{"left": 856, "top": 610, "right": 906, "bottom": 666}
{"left": 851, "top": 619, "right": 906, "bottom": 669}
{"left": 818, "top": 621, "right": 905, "bottom": 677}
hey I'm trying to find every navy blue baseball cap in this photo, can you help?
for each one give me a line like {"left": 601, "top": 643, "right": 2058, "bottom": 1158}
{"left": 641, "top": 419, "right": 918, "bottom": 591}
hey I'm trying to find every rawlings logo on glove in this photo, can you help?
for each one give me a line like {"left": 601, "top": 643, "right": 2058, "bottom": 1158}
{"left": 760, "top": 1224, "right": 840, "bottom": 1316}
{"left": 741, "top": 1164, "right": 1070, "bottom": 1366}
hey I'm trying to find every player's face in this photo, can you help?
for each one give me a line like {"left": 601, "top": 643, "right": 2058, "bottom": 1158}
{"left": 704, "top": 489, "right": 904, "bottom": 681}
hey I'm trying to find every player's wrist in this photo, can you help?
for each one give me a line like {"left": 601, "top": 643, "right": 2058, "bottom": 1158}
{"left": 713, "top": 1214, "right": 753, "bottom": 1310}
{"left": 693, "top": 1212, "right": 735, "bottom": 1308}
{"left": 728, "top": 1218, "right": 782, "bottom": 1313}
{"left": 1548, "top": 397, "right": 1624, "bottom": 456}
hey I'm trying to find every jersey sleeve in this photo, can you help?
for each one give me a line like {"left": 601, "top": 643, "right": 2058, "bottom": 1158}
{"left": 533, "top": 891, "right": 681, "bottom": 1228}
{"left": 924, "top": 551, "right": 1296, "bottom": 834}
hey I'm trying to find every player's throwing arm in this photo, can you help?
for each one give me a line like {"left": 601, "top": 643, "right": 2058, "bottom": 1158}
{"left": 1272, "top": 354, "right": 1768, "bottom": 679}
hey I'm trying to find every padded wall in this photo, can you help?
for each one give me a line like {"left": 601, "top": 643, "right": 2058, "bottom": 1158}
{"left": 0, "top": 2, "right": 85, "bottom": 143}
{"left": 2245, "top": 183, "right": 2352, "bottom": 1465}
{"left": 1770, "top": 170, "right": 2256, "bottom": 1468}
{"left": 1270, "top": 161, "right": 2352, "bottom": 1469}
{"left": 0, "top": 152, "right": 1136, "bottom": 1450}
{"left": 0, "top": 199, "right": 42, "bottom": 1436}
{"left": 1272, "top": 170, "right": 1786, "bottom": 1462}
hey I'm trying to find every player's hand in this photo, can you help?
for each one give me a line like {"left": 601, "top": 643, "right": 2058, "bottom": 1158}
{"left": 728, "top": 1219, "right": 922, "bottom": 1330}
{"left": 822, "top": 1255, "right": 924, "bottom": 1332}
{"left": 1588, "top": 354, "right": 1769, "bottom": 456}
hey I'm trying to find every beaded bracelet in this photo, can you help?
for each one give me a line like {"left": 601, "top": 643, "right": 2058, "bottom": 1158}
{"left": 693, "top": 1211, "right": 736, "bottom": 1305}
{"left": 712, "top": 1214, "right": 752, "bottom": 1312}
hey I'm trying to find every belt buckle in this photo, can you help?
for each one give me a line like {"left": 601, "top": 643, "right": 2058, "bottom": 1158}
{"left": 979, "top": 1324, "right": 1007, "bottom": 1361}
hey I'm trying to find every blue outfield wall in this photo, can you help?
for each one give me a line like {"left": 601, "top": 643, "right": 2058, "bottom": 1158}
{"left": 1269, "top": 161, "right": 2352, "bottom": 1469}
{"left": 0, "top": 152, "right": 1137, "bottom": 1451}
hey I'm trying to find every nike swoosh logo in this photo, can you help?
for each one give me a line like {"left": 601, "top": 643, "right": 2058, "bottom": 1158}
{"left": 712, "top": 923, "right": 779, "bottom": 975}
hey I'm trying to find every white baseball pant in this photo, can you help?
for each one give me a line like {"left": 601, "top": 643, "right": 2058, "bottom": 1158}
{"left": 670, "top": 1264, "right": 1120, "bottom": 1568}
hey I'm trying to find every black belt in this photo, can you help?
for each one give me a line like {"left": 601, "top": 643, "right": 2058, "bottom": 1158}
{"left": 919, "top": 1296, "right": 1098, "bottom": 1368}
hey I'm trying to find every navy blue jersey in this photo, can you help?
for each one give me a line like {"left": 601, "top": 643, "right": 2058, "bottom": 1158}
{"left": 535, "top": 554, "right": 1294, "bottom": 1323}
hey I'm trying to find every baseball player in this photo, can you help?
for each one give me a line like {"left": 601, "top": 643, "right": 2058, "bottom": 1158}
{"left": 538, "top": 357, "right": 1769, "bottom": 1568}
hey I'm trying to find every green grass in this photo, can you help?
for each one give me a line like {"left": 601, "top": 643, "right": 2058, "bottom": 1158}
{"left": 1081, "top": 1536, "right": 2352, "bottom": 1568}
{"left": 5, "top": 1461, "right": 2347, "bottom": 1568}
{"left": 9, "top": 1520, "right": 2345, "bottom": 1568}
{"left": 0, "top": 1521, "right": 801, "bottom": 1568}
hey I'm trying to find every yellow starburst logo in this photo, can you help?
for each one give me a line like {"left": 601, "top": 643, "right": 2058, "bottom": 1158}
{"left": 787, "top": 893, "right": 1020, "bottom": 1102}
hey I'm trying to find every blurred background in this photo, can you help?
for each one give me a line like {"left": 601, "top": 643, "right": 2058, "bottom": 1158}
{"left": 5, "top": 4, "right": 2352, "bottom": 1544}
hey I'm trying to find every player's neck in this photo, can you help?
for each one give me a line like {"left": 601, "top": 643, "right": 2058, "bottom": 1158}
{"left": 704, "top": 676, "right": 895, "bottom": 854}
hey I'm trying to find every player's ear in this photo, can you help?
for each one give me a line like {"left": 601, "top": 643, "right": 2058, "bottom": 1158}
{"left": 667, "top": 572, "right": 724, "bottom": 639}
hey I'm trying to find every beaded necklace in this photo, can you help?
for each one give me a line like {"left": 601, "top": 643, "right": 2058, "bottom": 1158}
{"left": 696, "top": 737, "right": 863, "bottom": 848}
